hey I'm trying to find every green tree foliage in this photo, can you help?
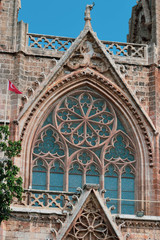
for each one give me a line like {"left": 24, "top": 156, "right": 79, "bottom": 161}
{"left": 0, "top": 125, "right": 23, "bottom": 223}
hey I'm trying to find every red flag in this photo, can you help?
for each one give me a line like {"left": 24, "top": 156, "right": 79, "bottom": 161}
{"left": 8, "top": 80, "right": 22, "bottom": 94}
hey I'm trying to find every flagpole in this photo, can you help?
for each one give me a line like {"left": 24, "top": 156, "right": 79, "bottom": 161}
{"left": 4, "top": 81, "right": 9, "bottom": 126}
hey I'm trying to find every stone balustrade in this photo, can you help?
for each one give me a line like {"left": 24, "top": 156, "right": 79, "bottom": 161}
{"left": 27, "top": 33, "right": 148, "bottom": 64}
{"left": 12, "top": 189, "right": 80, "bottom": 211}
{"left": 102, "top": 40, "right": 147, "bottom": 59}
{"left": 27, "top": 33, "right": 75, "bottom": 51}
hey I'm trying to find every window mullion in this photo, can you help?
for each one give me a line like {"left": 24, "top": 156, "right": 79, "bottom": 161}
{"left": 47, "top": 166, "right": 50, "bottom": 190}
{"left": 118, "top": 173, "right": 121, "bottom": 214}
{"left": 65, "top": 167, "right": 69, "bottom": 191}
{"left": 83, "top": 169, "right": 86, "bottom": 186}
{"left": 101, "top": 168, "right": 104, "bottom": 190}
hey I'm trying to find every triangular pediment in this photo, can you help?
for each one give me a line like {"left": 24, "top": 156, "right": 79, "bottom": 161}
{"left": 66, "top": 32, "right": 106, "bottom": 70}
{"left": 55, "top": 185, "right": 123, "bottom": 240}
{"left": 62, "top": 31, "right": 117, "bottom": 84}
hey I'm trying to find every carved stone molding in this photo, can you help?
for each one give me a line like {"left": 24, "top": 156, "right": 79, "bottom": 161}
{"left": 10, "top": 211, "right": 66, "bottom": 224}
{"left": 116, "top": 218, "right": 160, "bottom": 229}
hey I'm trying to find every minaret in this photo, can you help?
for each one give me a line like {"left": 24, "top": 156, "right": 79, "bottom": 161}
{"left": 128, "top": 1, "right": 160, "bottom": 216}
{"left": 128, "top": 0, "right": 160, "bottom": 127}
{"left": 153, "top": 0, "right": 160, "bottom": 56}
{"left": 128, "top": 0, "right": 152, "bottom": 44}
{"left": 128, "top": 0, "right": 160, "bottom": 59}
{"left": 0, "top": 0, "right": 21, "bottom": 51}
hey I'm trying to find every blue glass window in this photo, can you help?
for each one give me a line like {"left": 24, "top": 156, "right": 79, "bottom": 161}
{"left": 69, "top": 163, "right": 82, "bottom": 192}
{"left": 86, "top": 164, "right": 99, "bottom": 184}
{"left": 32, "top": 160, "right": 47, "bottom": 190}
{"left": 105, "top": 165, "right": 118, "bottom": 213}
{"left": 121, "top": 166, "right": 135, "bottom": 214}
{"left": 32, "top": 89, "right": 136, "bottom": 213}
{"left": 34, "top": 129, "right": 64, "bottom": 156}
{"left": 105, "top": 135, "right": 134, "bottom": 161}
{"left": 50, "top": 161, "right": 64, "bottom": 191}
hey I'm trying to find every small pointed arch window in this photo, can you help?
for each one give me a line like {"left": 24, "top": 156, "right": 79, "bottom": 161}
{"left": 32, "top": 159, "right": 47, "bottom": 190}
{"left": 69, "top": 163, "right": 83, "bottom": 192}
{"left": 68, "top": 149, "right": 101, "bottom": 190}
{"left": 86, "top": 164, "right": 100, "bottom": 184}
{"left": 105, "top": 164, "right": 118, "bottom": 213}
{"left": 50, "top": 161, "right": 64, "bottom": 191}
{"left": 121, "top": 166, "right": 135, "bottom": 214}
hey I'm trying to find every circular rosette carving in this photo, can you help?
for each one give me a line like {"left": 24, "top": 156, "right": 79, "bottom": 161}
{"left": 55, "top": 90, "right": 116, "bottom": 148}
{"left": 33, "top": 126, "right": 66, "bottom": 161}
{"left": 66, "top": 200, "right": 109, "bottom": 239}
{"left": 74, "top": 214, "right": 108, "bottom": 239}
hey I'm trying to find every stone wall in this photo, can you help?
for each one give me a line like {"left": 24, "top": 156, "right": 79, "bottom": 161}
{"left": 0, "top": 0, "right": 21, "bottom": 51}
{"left": 1, "top": 212, "right": 160, "bottom": 240}
{"left": 0, "top": 212, "right": 64, "bottom": 240}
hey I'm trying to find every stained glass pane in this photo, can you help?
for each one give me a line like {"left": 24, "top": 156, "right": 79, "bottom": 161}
{"left": 121, "top": 166, "right": 135, "bottom": 214}
{"left": 34, "top": 129, "right": 64, "bottom": 156}
{"left": 42, "top": 112, "right": 53, "bottom": 127}
{"left": 117, "top": 118, "right": 126, "bottom": 132}
{"left": 105, "top": 135, "right": 134, "bottom": 161}
{"left": 86, "top": 164, "right": 99, "bottom": 184}
{"left": 105, "top": 165, "right": 118, "bottom": 213}
{"left": 69, "top": 163, "right": 82, "bottom": 192}
{"left": 78, "top": 151, "right": 92, "bottom": 164}
{"left": 50, "top": 161, "right": 64, "bottom": 191}
{"left": 32, "top": 160, "right": 46, "bottom": 190}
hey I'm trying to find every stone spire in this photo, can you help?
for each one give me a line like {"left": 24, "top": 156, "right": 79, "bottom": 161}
{"left": 84, "top": 3, "right": 95, "bottom": 28}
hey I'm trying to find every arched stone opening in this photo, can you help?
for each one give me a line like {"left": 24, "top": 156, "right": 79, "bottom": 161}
{"left": 20, "top": 74, "right": 151, "bottom": 214}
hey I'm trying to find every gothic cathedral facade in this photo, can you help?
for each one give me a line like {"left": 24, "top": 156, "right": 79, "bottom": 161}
{"left": 1, "top": 0, "right": 160, "bottom": 239}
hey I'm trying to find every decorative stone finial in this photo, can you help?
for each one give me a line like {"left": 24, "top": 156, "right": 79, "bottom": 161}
{"left": 18, "top": 0, "right": 21, "bottom": 9}
{"left": 84, "top": 3, "right": 95, "bottom": 27}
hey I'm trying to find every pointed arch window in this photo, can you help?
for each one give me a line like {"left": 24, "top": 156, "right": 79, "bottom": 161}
{"left": 105, "top": 165, "right": 118, "bottom": 213}
{"left": 86, "top": 164, "right": 100, "bottom": 184}
{"left": 121, "top": 166, "right": 135, "bottom": 214}
{"left": 69, "top": 163, "right": 83, "bottom": 192}
{"left": 31, "top": 88, "right": 136, "bottom": 214}
{"left": 104, "top": 132, "right": 136, "bottom": 214}
{"left": 32, "top": 159, "right": 47, "bottom": 190}
{"left": 50, "top": 161, "right": 64, "bottom": 191}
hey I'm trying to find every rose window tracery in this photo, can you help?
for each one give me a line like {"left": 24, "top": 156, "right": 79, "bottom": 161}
{"left": 56, "top": 91, "right": 116, "bottom": 148}
{"left": 32, "top": 88, "right": 136, "bottom": 214}
{"left": 66, "top": 198, "right": 115, "bottom": 240}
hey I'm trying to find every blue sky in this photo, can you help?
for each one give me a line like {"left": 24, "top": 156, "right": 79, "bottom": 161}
{"left": 18, "top": 0, "right": 137, "bottom": 42}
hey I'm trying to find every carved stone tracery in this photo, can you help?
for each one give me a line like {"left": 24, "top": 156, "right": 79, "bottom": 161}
{"left": 56, "top": 90, "right": 116, "bottom": 148}
{"left": 65, "top": 197, "right": 116, "bottom": 240}
{"left": 33, "top": 89, "right": 136, "bottom": 171}
{"left": 30, "top": 87, "right": 138, "bottom": 214}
